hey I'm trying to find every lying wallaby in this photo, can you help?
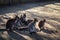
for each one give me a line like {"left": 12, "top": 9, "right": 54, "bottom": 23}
{"left": 28, "top": 18, "right": 38, "bottom": 34}
{"left": 6, "top": 15, "right": 19, "bottom": 31}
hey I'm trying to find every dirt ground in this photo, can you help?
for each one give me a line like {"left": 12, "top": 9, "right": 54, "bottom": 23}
{"left": 0, "top": 1, "right": 60, "bottom": 40}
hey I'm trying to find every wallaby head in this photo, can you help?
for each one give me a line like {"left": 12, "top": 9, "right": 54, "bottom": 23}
{"left": 33, "top": 18, "right": 38, "bottom": 23}
{"left": 23, "top": 14, "right": 26, "bottom": 18}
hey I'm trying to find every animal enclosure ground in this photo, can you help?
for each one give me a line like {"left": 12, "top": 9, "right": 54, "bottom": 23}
{"left": 0, "top": 1, "right": 60, "bottom": 40}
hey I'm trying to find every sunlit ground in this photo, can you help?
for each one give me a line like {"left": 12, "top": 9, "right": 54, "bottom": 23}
{"left": 0, "top": 1, "right": 60, "bottom": 40}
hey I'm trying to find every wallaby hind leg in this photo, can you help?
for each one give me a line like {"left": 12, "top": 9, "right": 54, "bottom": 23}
{"left": 40, "top": 27, "right": 44, "bottom": 31}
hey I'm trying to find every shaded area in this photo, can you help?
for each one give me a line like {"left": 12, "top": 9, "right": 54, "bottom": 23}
{"left": 0, "top": 27, "right": 60, "bottom": 40}
{"left": 0, "top": 29, "right": 7, "bottom": 31}
{"left": 0, "top": 1, "right": 60, "bottom": 15}
{"left": 40, "top": 28, "right": 58, "bottom": 34}
{"left": 7, "top": 31, "right": 27, "bottom": 40}
{"left": 13, "top": 30, "right": 59, "bottom": 40}
{"left": 0, "top": 0, "right": 60, "bottom": 5}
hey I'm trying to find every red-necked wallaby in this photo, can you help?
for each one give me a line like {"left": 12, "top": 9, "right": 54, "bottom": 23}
{"left": 38, "top": 19, "right": 46, "bottom": 31}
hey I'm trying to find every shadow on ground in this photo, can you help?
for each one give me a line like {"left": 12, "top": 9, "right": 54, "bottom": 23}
{"left": 0, "top": 28, "right": 60, "bottom": 40}
{"left": 0, "top": 1, "right": 60, "bottom": 15}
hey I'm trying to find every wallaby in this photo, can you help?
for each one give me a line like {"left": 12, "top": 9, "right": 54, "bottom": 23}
{"left": 6, "top": 15, "right": 19, "bottom": 31}
{"left": 20, "top": 14, "right": 28, "bottom": 26}
{"left": 28, "top": 18, "right": 38, "bottom": 34}
{"left": 38, "top": 19, "right": 46, "bottom": 31}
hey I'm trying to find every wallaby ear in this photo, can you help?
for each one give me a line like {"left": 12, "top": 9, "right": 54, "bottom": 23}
{"left": 14, "top": 14, "right": 18, "bottom": 18}
{"left": 43, "top": 19, "right": 46, "bottom": 22}
{"left": 23, "top": 14, "right": 26, "bottom": 17}
{"left": 34, "top": 18, "right": 38, "bottom": 22}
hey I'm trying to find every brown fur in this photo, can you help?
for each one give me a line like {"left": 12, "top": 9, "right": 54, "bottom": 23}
{"left": 38, "top": 19, "right": 46, "bottom": 31}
